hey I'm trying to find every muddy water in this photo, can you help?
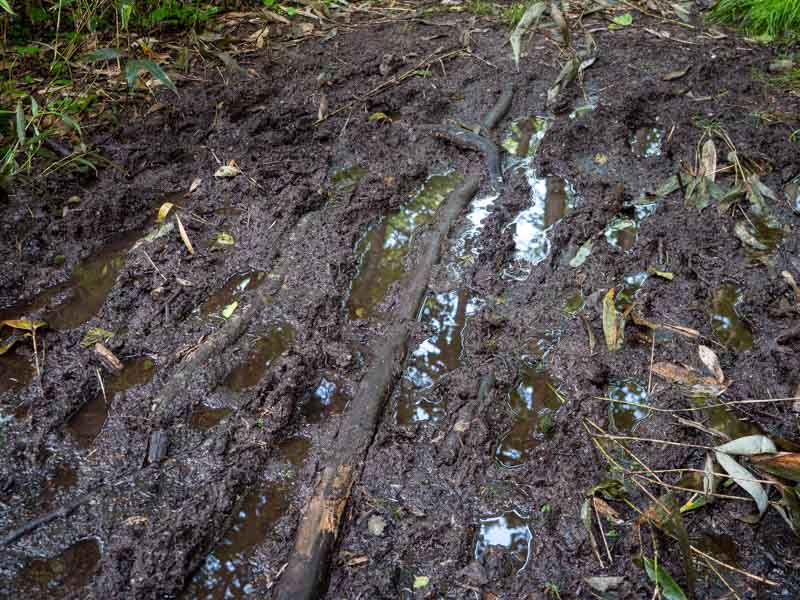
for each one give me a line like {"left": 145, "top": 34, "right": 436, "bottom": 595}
{"left": 11, "top": 537, "right": 101, "bottom": 598}
{"left": 501, "top": 117, "right": 549, "bottom": 158}
{"left": 347, "top": 172, "right": 461, "bottom": 320}
{"left": 607, "top": 379, "right": 650, "bottom": 433}
{"left": 223, "top": 324, "right": 295, "bottom": 391}
{"left": 183, "top": 437, "right": 309, "bottom": 600}
{"left": 494, "top": 366, "right": 562, "bottom": 469}
{"left": 332, "top": 164, "right": 368, "bottom": 193}
{"left": 709, "top": 284, "right": 753, "bottom": 351}
{"left": 303, "top": 376, "right": 348, "bottom": 423}
{"left": 395, "top": 289, "right": 482, "bottom": 424}
{"left": 190, "top": 405, "right": 233, "bottom": 430}
{"left": 67, "top": 356, "right": 156, "bottom": 447}
{"left": 198, "top": 271, "right": 265, "bottom": 319}
{"left": 630, "top": 126, "right": 664, "bottom": 158}
{"left": 474, "top": 511, "right": 532, "bottom": 573}
{"left": 0, "top": 349, "right": 34, "bottom": 394}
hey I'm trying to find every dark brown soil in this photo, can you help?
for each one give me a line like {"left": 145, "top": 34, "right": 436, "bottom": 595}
{"left": 2, "top": 3, "right": 800, "bottom": 599}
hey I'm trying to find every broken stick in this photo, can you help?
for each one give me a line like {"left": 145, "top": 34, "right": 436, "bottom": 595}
{"left": 274, "top": 172, "right": 480, "bottom": 600}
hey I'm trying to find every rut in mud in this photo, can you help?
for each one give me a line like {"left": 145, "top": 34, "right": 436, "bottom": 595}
{"left": 2, "top": 3, "right": 800, "bottom": 599}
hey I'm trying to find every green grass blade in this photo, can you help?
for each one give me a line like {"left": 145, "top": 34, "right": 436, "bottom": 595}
{"left": 15, "top": 101, "right": 25, "bottom": 146}
{"left": 0, "top": 0, "right": 15, "bottom": 15}
{"left": 138, "top": 59, "right": 178, "bottom": 94}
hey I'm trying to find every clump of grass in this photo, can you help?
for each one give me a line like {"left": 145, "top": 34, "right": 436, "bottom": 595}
{"left": 710, "top": 0, "right": 800, "bottom": 38}
{"left": 502, "top": 2, "right": 527, "bottom": 28}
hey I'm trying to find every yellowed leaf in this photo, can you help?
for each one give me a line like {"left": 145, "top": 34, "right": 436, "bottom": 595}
{"left": 700, "top": 139, "right": 717, "bottom": 182}
{"left": 156, "top": 202, "right": 174, "bottom": 223}
{"left": 602, "top": 288, "right": 624, "bottom": 351}
{"left": 175, "top": 214, "right": 194, "bottom": 255}
{"left": 1, "top": 319, "right": 46, "bottom": 332}
{"left": 698, "top": 344, "right": 724, "bottom": 383}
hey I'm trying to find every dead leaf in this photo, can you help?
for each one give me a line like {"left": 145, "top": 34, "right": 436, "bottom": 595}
{"left": 94, "top": 342, "right": 123, "bottom": 373}
{"left": 188, "top": 177, "right": 202, "bottom": 193}
{"left": 214, "top": 160, "right": 242, "bottom": 178}
{"left": 602, "top": 288, "right": 625, "bottom": 351}
{"left": 700, "top": 139, "right": 717, "bottom": 182}
{"left": 698, "top": 345, "right": 724, "bottom": 383}
{"left": 661, "top": 66, "right": 690, "bottom": 81}
{"left": 652, "top": 362, "right": 716, "bottom": 385}
{"left": 593, "top": 497, "right": 623, "bottom": 524}
{"left": 781, "top": 271, "right": 800, "bottom": 304}
{"left": 750, "top": 452, "right": 800, "bottom": 482}
{"left": 585, "top": 576, "right": 625, "bottom": 593}
{"left": 345, "top": 555, "right": 369, "bottom": 567}
{"left": 175, "top": 214, "right": 195, "bottom": 255}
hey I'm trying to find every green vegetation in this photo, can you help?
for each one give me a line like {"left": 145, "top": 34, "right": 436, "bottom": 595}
{"left": 710, "top": 0, "right": 800, "bottom": 38}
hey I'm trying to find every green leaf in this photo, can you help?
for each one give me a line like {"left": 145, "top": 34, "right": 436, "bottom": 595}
{"left": 80, "top": 327, "right": 115, "bottom": 347}
{"left": 221, "top": 301, "right": 238, "bottom": 319}
{"left": 510, "top": 1, "right": 547, "bottom": 69}
{"left": 643, "top": 557, "right": 688, "bottom": 600}
{"left": 0, "top": 0, "right": 15, "bottom": 15}
{"left": 612, "top": 12, "right": 633, "bottom": 26}
{"left": 84, "top": 47, "right": 124, "bottom": 62}
{"left": 15, "top": 100, "right": 25, "bottom": 145}
{"left": 213, "top": 232, "right": 235, "bottom": 246}
{"left": 126, "top": 59, "right": 178, "bottom": 94}
{"left": 60, "top": 113, "right": 82, "bottom": 137}
{"left": 30, "top": 96, "right": 39, "bottom": 118}
{"left": 654, "top": 175, "right": 679, "bottom": 198}
{"left": 413, "top": 575, "right": 430, "bottom": 589}
{"left": 1, "top": 319, "right": 46, "bottom": 332}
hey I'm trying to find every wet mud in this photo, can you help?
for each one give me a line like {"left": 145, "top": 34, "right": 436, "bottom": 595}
{"left": 1, "top": 6, "right": 800, "bottom": 600}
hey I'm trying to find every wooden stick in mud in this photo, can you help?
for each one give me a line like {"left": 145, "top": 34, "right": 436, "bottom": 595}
{"left": 274, "top": 172, "right": 481, "bottom": 600}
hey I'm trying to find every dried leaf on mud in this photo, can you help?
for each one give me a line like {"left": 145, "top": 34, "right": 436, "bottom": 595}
{"left": 714, "top": 451, "right": 769, "bottom": 515}
{"left": 175, "top": 214, "right": 194, "bottom": 255}
{"left": 584, "top": 576, "right": 624, "bottom": 593}
{"left": 700, "top": 139, "right": 717, "bottom": 182}
{"left": 510, "top": 1, "right": 546, "bottom": 70}
{"left": 569, "top": 239, "right": 592, "bottom": 267}
{"left": 643, "top": 557, "right": 688, "bottom": 600}
{"left": 716, "top": 435, "right": 777, "bottom": 456}
{"left": 647, "top": 267, "right": 673, "bottom": 280}
{"left": 652, "top": 362, "right": 716, "bottom": 385}
{"left": 189, "top": 177, "right": 202, "bottom": 193}
{"left": 750, "top": 453, "right": 800, "bottom": 482}
{"left": 661, "top": 66, "right": 690, "bottom": 81}
{"left": 214, "top": 161, "right": 242, "bottom": 178}
{"left": 94, "top": 342, "right": 123, "bottom": 373}
{"left": 602, "top": 289, "right": 625, "bottom": 351}
{"left": 697, "top": 345, "right": 724, "bottom": 383}
{"left": 655, "top": 175, "right": 680, "bottom": 198}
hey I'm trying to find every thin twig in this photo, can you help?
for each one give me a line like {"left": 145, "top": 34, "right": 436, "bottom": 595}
{"left": 141, "top": 249, "right": 167, "bottom": 281}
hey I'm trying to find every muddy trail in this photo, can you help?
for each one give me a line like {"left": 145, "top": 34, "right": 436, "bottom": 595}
{"left": 2, "top": 2, "right": 800, "bottom": 599}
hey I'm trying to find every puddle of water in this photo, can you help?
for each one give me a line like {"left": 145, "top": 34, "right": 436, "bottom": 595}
{"left": 569, "top": 90, "right": 599, "bottom": 119}
{"left": 494, "top": 366, "right": 562, "bottom": 469}
{"left": 474, "top": 510, "right": 532, "bottom": 573}
{"left": 346, "top": 172, "right": 461, "bottom": 320}
{"left": 738, "top": 213, "right": 785, "bottom": 258}
{"left": 13, "top": 538, "right": 101, "bottom": 598}
{"left": 502, "top": 117, "right": 549, "bottom": 158}
{"left": 709, "top": 284, "right": 753, "bottom": 352}
{"left": 303, "top": 377, "right": 348, "bottom": 423}
{"left": 503, "top": 175, "right": 575, "bottom": 281}
{"left": 607, "top": 379, "right": 649, "bottom": 433}
{"left": 786, "top": 177, "right": 800, "bottom": 213}
{"left": 67, "top": 356, "right": 156, "bottom": 447}
{"left": 183, "top": 438, "right": 308, "bottom": 600}
{"left": 223, "top": 324, "right": 295, "bottom": 392}
{"left": 605, "top": 216, "right": 638, "bottom": 252}
{"left": 0, "top": 349, "right": 34, "bottom": 394}
{"left": 198, "top": 271, "right": 265, "bottom": 319}
{"left": 689, "top": 391, "right": 761, "bottom": 440}
{"left": 39, "top": 463, "right": 78, "bottom": 509}
{"left": 191, "top": 406, "right": 233, "bottom": 430}
{"left": 453, "top": 192, "right": 501, "bottom": 262}
{"left": 395, "top": 289, "right": 482, "bottom": 424}
{"left": 615, "top": 272, "right": 648, "bottom": 311}
{"left": 332, "top": 164, "right": 368, "bottom": 193}
{"left": 630, "top": 126, "right": 664, "bottom": 158}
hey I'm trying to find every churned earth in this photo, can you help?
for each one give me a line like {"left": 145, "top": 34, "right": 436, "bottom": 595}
{"left": 1, "top": 1, "right": 799, "bottom": 599}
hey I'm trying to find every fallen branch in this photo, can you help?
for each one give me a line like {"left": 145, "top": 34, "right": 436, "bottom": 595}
{"left": 274, "top": 173, "right": 481, "bottom": 600}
